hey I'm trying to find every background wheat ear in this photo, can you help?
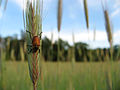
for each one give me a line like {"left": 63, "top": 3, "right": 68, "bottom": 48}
{"left": 0, "top": 0, "right": 8, "bottom": 11}
{"left": 104, "top": 10, "right": 113, "bottom": 48}
{"left": 84, "top": 0, "right": 89, "bottom": 29}
{"left": 102, "top": 3, "right": 113, "bottom": 61}
{"left": 57, "top": 0, "right": 62, "bottom": 32}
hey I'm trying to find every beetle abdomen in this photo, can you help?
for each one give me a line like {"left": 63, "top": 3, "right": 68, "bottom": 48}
{"left": 32, "top": 36, "right": 40, "bottom": 46}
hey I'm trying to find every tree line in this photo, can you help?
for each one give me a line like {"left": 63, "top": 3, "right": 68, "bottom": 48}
{"left": 0, "top": 31, "right": 120, "bottom": 62}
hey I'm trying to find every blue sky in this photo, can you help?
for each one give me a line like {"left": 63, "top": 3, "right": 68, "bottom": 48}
{"left": 0, "top": 0, "right": 120, "bottom": 48}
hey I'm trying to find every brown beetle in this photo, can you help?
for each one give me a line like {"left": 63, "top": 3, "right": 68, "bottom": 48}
{"left": 26, "top": 30, "right": 42, "bottom": 53}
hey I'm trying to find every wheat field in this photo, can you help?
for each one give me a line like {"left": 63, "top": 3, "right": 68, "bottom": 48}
{"left": 1, "top": 61, "right": 119, "bottom": 90}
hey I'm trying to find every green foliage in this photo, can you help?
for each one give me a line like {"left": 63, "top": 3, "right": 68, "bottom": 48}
{"left": 42, "top": 37, "right": 52, "bottom": 60}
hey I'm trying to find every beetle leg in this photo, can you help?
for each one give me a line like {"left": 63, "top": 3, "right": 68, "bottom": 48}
{"left": 27, "top": 47, "right": 31, "bottom": 54}
{"left": 27, "top": 44, "right": 32, "bottom": 54}
{"left": 28, "top": 48, "right": 33, "bottom": 54}
{"left": 29, "top": 48, "right": 33, "bottom": 53}
{"left": 27, "top": 44, "right": 32, "bottom": 47}
{"left": 26, "top": 30, "right": 32, "bottom": 40}
{"left": 39, "top": 49, "right": 40, "bottom": 53}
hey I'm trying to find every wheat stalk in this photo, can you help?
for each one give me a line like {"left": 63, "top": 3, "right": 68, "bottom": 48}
{"left": 72, "top": 32, "right": 75, "bottom": 63}
{"left": 57, "top": 0, "right": 62, "bottom": 62}
{"left": 105, "top": 70, "right": 112, "bottom": 90}
{"left": 20, "top": 44, "right": 24, "bottom": 61}
{"left": 23, "top": 0, "right": 43, "bottom": 90}
{"left": 71, "top": 32, "right": 75, "bottom": 68}
{"left": 93, "top": 27, "right": 96, "bottom": 41}
{"left": 0, "top": 40, "right": 2, "bottom": 89}
{"left": 51, "top": 31, "right": 53, "bottom": 61}
{"left": 0, "top": 40, "right": 5, "bottom": 90}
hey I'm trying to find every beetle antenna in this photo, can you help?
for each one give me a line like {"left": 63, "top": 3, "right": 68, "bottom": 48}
{"left": 38, "top": 32, "right": 42, "bottom": 39}
{"left": 26, "top": 30, "right": 32, "bottom": 39}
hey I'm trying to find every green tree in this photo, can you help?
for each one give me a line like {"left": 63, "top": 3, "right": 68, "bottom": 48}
{"left": 42, "top": 37, "right": 52, "bottom": 61}
{"left": 75, "top": 42, "right": 88, "bottom": 61}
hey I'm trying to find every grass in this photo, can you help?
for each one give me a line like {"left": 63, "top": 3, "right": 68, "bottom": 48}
{"left": 2, "top": 61, "right": 120, "bottom": 90}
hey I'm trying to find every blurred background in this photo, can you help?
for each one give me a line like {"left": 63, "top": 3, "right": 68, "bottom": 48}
{"left": 0, "top": 0, "right": 120, "bottom": 90}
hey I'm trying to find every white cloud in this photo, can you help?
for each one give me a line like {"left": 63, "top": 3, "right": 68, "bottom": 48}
{"left": 113, "top": 30, "right": 120, "bottom": 44}
{"left": 42, "top": 28, "right": 120, "bottom": 48}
